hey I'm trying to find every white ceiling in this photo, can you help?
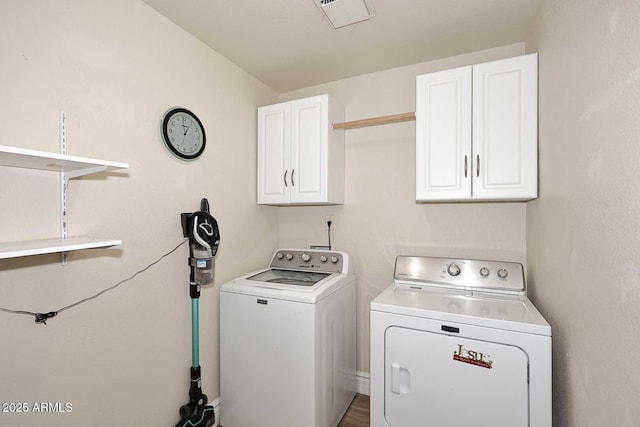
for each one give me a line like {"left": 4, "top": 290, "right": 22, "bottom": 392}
{"left": 142, "top": 0, "right": 540, "bottom": 93}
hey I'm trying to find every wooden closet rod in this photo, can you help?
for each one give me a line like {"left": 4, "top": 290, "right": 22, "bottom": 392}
{"left": 332, "top": 112, "right": 416, "bottom": 130}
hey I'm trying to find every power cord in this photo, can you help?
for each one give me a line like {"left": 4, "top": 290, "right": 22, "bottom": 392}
{"left": 0, "top": 239, "right": 188, "bottom": 325}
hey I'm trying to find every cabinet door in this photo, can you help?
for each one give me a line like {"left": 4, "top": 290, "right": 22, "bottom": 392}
{"left": 416, "top": 67, "right": 472, "bottom": 201}
{"left": 257, "top": 102, "right": 291, "bottom": 204}
{"left": 472, "top": 54, "right": 538, "bottom": 200}
{"left": 290, "top": 95, "right": 328, "bottom": 204}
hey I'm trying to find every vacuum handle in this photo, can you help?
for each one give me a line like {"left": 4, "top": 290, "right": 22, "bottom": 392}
{"left": 200, "top": 198, "right": 210, "bottom": 213}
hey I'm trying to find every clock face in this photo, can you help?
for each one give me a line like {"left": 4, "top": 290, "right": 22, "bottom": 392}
{"left": 161, "top": 108, "right": 206, "bottom": 160}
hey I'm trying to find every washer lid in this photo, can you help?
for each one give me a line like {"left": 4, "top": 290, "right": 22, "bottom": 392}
{"left": 371, "top": 285, "right": 551, "bottom": 336}
{"left": 220, "top": 249, "right": 353, "bottom": 303}
{"left": 221, "top": 268, "right": 353, "bottom": 303}
{"left": 246, "top": 269, "right": 331, "bottom": 287}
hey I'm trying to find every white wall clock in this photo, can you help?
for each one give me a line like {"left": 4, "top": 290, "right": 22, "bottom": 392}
{"left": 161, "top": 107, "right": 206, "bottom": 160}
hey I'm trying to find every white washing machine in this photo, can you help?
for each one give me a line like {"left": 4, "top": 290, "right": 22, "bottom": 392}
{"left": 220, "top": 249, "right": 356, "bottom": 427}
{"left": 370, "top": 256, "right": 552, "bottom": 427}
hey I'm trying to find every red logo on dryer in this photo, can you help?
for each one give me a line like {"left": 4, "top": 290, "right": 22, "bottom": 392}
{"left": 453, "top": 344, "right": 493, "bottom": 369}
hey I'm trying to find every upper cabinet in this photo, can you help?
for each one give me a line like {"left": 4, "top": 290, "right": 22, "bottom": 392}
{"left": 416, "top": 54, "right": 538, "bottom": 202}
{"left": 257, "top": 94, "right": 345, "bottom": 205}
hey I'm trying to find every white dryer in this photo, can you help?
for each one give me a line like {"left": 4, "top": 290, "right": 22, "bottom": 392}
{"left": 370, "top": 256, "right": 552, "bottom": 427}
{"left": 220, "top": 249, "right": 356, "bottom": 427}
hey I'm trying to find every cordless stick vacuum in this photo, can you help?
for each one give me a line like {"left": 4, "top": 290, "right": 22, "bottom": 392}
{"left": 176, "top": 198, "right": 220, "bottom": 427}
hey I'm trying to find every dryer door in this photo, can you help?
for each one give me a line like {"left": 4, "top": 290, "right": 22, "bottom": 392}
{"left": 385, "top": 326, "right": 528, "bottom": 427}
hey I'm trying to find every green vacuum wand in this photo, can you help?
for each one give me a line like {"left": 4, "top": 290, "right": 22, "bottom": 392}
{"left": 176, "top": 198, "right": 220, "bottom": 427}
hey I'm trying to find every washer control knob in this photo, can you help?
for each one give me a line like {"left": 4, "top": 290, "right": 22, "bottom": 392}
{"left": 479, "top": 267, "right": 490, "bottom": 277}
{"left": 285, "top": 253, "right": 293, "bottom": 260}
{"left": 301, "top": 253, "right": 311, "bottom": 262}
{"left": 497, "top": 268, "right": 509, "bottom": 279}
{"left": 330, "top": 255, "right": 339, "bottom": 264}
{"left": 276, "top": 252, "right": 284, "bottom": 260}
{"left": 320, "top": 255, "right": 328, "bottom": 263}
{"left": 447, "top": 263, "right": 461, "bottom": 276}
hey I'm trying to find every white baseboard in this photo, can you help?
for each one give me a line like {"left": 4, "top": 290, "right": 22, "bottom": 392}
{"left": 355, "top": 370, "right": 370, "bottom": 396}
{"left": 210, "top": 397, "right": 220, "bottom": 427}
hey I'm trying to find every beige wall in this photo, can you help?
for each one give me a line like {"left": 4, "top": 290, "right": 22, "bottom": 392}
{"left": 0, "top": 1, "right": 278, "bottom": 426}
{"left": 526, "top": 1, "right": 640, "bottom": 426}
{"left": 6, "top": 1, "right": 636, "bottom": 425}
{"left": 278, "top": 43, "right": 528, "bottom": 375}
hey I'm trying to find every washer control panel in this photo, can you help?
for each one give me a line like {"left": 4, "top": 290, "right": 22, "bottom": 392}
{"left": 394, "top": 256, "right": 525, "bottom": 294}
{"left": 270, "top": 249, "right": 346, "bottom": 274}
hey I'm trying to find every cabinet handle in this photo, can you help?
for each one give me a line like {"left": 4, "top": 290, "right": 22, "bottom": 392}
{"left": 291, "top": 169, "right": 295, "bottom": 187}
{"left": 464, "top": 155, "right": 468, "bottom": 178}
{"left": 476, "top": 154, "right": 480, "bottom": 178}
{"left": 284, "top": 170, "right": 288, "bottom": 187}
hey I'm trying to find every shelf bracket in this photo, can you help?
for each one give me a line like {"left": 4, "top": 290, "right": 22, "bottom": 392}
{"left": 60, "top": 111, "right": 68, "bottom": 265}
{"left": 66, "top": 165, "right": 108, "bottom": 180}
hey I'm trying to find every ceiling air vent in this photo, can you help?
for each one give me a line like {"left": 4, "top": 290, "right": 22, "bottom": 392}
{"left": 313, "top": 0, "right": 376, "bottom": 29}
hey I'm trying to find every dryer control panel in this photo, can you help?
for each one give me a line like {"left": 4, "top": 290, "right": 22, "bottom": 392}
{"left": 393, "top": 256, "right": 525, "bottom": 294}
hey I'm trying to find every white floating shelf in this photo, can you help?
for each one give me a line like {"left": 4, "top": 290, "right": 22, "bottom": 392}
{"left": 0, "top": 144, "right": 129, "bottom": 179}
{"left": 0, "top": 237, "right": 122, "bottom": 260}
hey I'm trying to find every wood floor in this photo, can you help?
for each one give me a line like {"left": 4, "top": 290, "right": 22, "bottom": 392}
{"left": 338, "top": 393, "right": 370, "bottom": 427}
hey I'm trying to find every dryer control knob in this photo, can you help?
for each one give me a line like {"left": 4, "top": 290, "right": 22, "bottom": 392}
{"left": 479, "top": 267, "right": 490, "bottom": 277}
{"left": 286, "top": 253, "right": 293, "bottom": 260}
{"left": 320, "top": 255, "right": 328, "bottom": 263}
{"left": 330, "top": 256, "right": 339, "bottom": 264}
{"left": 276, "top": 252, "right": 284, "bottom": 260}
{"left": 497, "top": 268, "right": 509, "bottom": 279}
{"left": 301, "top": 253, "right": 311, "bottom": 262}
{"left": 447, "top": 263, "right": 461, "bottom": 276}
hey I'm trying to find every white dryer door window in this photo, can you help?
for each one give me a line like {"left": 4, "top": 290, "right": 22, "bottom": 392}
{"left": 385, "top": 326, "right": 529, "bottom": 426}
